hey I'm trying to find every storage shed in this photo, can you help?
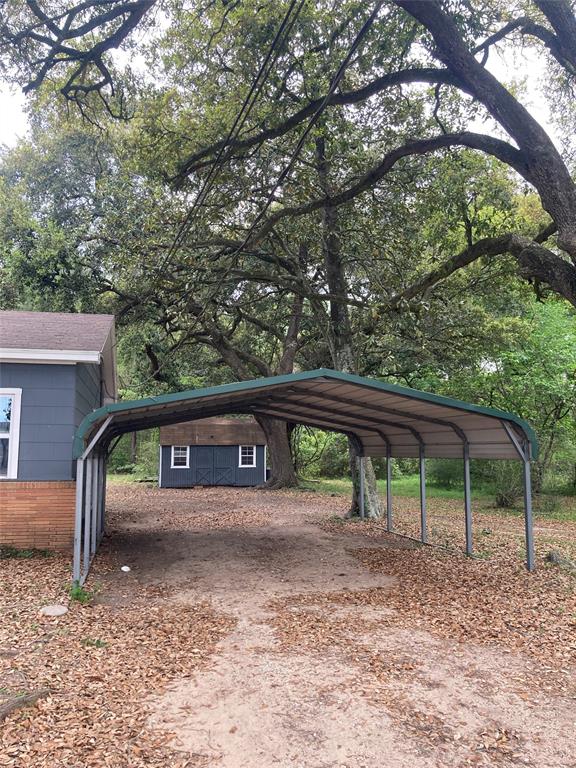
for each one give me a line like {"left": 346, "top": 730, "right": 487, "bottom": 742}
{"left": 159, "top": 417, "right": 267, "bottom": 488}
{"left": 0, "top": 310, "right": 116, "bottom": 550}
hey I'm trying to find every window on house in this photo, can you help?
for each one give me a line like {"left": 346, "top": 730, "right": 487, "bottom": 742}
{"left": 0, "top": 389, "right": 21, "bottom": 480}
{"left": 239, "top": 445, "right": 256, "bottom": 468}
{"left": 171, "top": 446, "right": 189, "bottom": 468}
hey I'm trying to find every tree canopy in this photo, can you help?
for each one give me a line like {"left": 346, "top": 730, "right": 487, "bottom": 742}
{"left": 1, "top": 0, "right": 575, "bottom": 503}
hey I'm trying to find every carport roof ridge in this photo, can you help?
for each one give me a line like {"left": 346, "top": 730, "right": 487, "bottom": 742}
{"left": 73, "top": 368, "right": 538, "bottom": 460}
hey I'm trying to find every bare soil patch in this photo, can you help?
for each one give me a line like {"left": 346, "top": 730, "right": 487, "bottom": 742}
{"left": 2, "top": 484, "right": 575, "bottom": 767}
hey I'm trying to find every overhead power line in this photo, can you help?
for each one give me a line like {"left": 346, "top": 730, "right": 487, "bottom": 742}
{"left": 163, "top": 0, "right": 306, "bottom": 268}
{"left": 218, "top": 0, "right": 385, "bottom": 256}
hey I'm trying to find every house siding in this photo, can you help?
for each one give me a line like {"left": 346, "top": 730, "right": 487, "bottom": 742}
{"left": 74, "top": 363, "right": 102, "bottom": 428}
{"left": 160, "top": 444, "right": 266, "bottom": 488}
{"left": 0, "top": 361, "right": 102, "bottom": 481}
{"left": 0, "top": 363, "right": 77, "bottom": 480}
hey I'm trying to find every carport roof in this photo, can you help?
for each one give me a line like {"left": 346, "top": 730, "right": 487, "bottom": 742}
{"left": 73, "top": 368, "right": 537, "bottom": 461}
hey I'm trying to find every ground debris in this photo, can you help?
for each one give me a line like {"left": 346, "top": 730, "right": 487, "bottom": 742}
{"left": 0, "top": 551, "right": 235, "bottom": 767}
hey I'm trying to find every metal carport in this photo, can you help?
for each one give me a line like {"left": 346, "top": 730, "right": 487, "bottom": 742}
{"left": 72, "top": 368, "right": 538, "bottom": 583}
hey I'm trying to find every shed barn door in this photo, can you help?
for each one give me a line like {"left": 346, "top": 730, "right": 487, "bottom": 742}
{"left": 214, "top": 446, "right": 235, "bottom": 485}
{"left": 195, "top": 446, "right": 213, "bottom": 485}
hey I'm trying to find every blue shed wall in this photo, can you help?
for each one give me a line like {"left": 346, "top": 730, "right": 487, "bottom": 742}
{"left": 160, "top": 444, "right": 266, "bottom": 487}
{"left": 0, "top": 362, "right": 102, "bottom": 481}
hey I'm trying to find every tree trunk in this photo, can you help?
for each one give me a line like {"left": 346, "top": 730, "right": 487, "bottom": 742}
{"left": 185, "top": 296, "right": 302, "bottom": 489}
{"left": 130, "top": 432, "right": 137, "bottom": 464}
{"left": 316, "top": 134, "right": 382, "bottom": 518}
{"left": 255, "top": 415, "right": 299, "bottom": 489}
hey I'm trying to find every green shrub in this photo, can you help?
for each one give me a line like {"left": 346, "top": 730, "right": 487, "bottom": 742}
{"left": 133, "top": 436, "right": 160, "bottom": 479}
{"left": 493, "top": 461, "right": 523, "bottom": 508}
{"left": 0, "top": 545, "right": 51, "bottom": 559}
{"left": 316, "top": 433, "right": 350, "bottom": 478}
{"left": 114, "top": 464, "right": 135, "bottom": 474}
{"left": 535, "top": 494, "right": 562, "bottom": 516}
{"left": 428, "top": 459, "right": 463, "bottom": 489}
{"left": 68, "top": 583, "right": 94, "bottom": 604}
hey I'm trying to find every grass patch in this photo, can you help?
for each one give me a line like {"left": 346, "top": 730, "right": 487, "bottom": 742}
{"left": 68, "top": 583, "right": 95, "bottom": 604}
{"left": 106, "top": 472, "right": 576, "bottom": 521}
{"left": 81, "top": 637, "right": 107, "bottom": 648}
{"left": 107, "top": 472, "right": 157, "bottom": 485}
{"left": 0, "top": 545, "right": 52, "bottom": 559}
{"left": 301, "top": 475, "right": 493, "bottom": 500}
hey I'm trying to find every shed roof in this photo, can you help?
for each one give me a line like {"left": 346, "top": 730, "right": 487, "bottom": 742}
{"left": 74, "top": 369, "right": 537, "bottom": 461}
{"left": 0, "top": 311, "right": 114, "bottom": 352}
{"left": 160, "top": 417, "right": 266, "bottom": 446}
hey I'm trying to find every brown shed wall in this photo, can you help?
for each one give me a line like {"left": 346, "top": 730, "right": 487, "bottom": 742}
{"left": 160, "top": 417, "right": 266, "bottom": 446}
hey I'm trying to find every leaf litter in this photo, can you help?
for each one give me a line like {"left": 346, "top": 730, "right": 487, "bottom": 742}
{"left": 2, "top": 483, "right": 576, "bottom": 767}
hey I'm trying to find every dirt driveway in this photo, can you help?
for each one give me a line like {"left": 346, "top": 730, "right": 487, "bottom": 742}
{"left": 98, "top": 484, "right": 575, "bottom": 768}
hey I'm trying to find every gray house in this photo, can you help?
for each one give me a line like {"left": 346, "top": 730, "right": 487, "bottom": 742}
{"left": 159, "top": 417, "right": 267, "bottom": 488}
{"left": 0, "top": 310, "right": 116, "bottom": 550}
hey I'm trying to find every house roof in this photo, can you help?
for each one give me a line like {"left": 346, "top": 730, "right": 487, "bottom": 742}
{"left": 0, "top": 311, "right": 114, "bottom": 353}
{"left": 74, "top": 369, "right": 537, "bottom": 461}
{"left": 0, "top": 310, "right": 117, "bottom": 402}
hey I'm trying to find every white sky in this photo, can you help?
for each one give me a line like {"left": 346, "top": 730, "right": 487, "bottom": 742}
{"left": 0, "top": 41, "right": 559, "bottom": 150}
{"left": 0, "top": 86, "right": 29, "bottom": 147}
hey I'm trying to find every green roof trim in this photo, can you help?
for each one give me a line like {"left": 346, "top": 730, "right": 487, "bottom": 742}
{"left": 73, "top": 368, "right": 538, "bottom": 459}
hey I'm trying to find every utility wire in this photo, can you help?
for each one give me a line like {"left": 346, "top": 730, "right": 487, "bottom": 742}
{"left": 175, "top": 0, "right": 384, "bottom": 310}
{"left": 161, "top": 0, "right": 306, "bottom": 270}
{"left": 139, "top": 1, "right": 383, "bottom": 384}
{"left": 234, "top": 0, "right": 384, "bottom": 253}
{"left": 128, "top": 1, "right": 307, "bottom": 387}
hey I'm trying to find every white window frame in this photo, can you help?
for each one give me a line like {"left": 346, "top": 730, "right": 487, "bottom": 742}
{"left": 170, "top": 445, "right": 190, "bottom": 469}
{"left": 0, "top": 388, "right": 22, "bottom": 480}
{"left": 238, "top": 444, "right": 256, "bottom": 468}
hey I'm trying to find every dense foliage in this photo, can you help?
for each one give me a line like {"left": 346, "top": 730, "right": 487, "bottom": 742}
{"left": 1, "top": 0, "right": 575, "bottom": 503}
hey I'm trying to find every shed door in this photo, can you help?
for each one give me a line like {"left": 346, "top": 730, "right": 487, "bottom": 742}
{"left": 214, "top": 446, "right": 235, "bottom": 485}
{"left": 195, "top": 446, "right": 213, "bottom": 485}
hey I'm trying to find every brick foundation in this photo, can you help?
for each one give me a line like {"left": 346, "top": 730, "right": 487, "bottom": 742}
{"left": 0, "top": 481, "right": 76, "bottom": 551}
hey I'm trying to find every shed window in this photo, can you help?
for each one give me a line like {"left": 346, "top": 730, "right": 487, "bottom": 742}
{"left": 171, "top": 446, "right": 189, "bottom": 468}
{"left": 239, "top": 445, "right": 256, "bottom": 468}
{"left": 0, "top": 389, "right": 21, "bottom": 480}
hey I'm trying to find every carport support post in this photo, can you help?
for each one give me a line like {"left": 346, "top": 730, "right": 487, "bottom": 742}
{"left": 464, "top": 443, "right": 472, "bottom": 556}
{"left": 523, "top": 455, "right": 535, "bottom": 572}
{"left": 386, "top": 444, "right": 393, "bottom": 532}
{"left": 419, "top": 445, "right": 427, "bottom": 544}
{"left": 73, "top": 458, "right": 85, "bottom": 584}
{"left": 359, "top": 456, "right": 365, "bottom": 520}
{"left": 83, "top": 456, "right": 93, "bottom": 575}
{"left": 90, "top": 454, "right": 99, "bottom": 555}
{"left": 99, "top": 457, "right": 107, "bottom": 540}
{"left": 502, "top": 423, "right": 535, "bottom": 572}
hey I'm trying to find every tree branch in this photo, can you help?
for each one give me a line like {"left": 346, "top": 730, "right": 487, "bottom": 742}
{"left": 533, "top": 0, "right": 576, "bottom": 74}
{"left": 385, "top": 222, "right": 576, "bottom": 309}
{"left": 1, "top": 0, "right": 156, "bottom": 101}
{"left": 176, "top": 68, "right": 468, "bottom": 179}
{"left": 394, "top": 0, "right": 576, "bottom": 258}
{"left": 249, "top": 132, "right": 530, "bottom": 244}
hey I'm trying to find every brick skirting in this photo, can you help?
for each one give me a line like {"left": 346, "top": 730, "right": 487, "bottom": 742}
{"left": 0, "top": 481, "right": 76, "bottom": 551}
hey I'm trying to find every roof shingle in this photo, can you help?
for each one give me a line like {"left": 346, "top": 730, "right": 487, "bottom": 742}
{"left": 0, "top": 310, "right": 114, "bottom": 352}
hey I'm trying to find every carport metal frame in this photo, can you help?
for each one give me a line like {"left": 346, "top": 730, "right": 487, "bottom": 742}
{"left": 72, "top": 369, "right": 538, "bottom": 584}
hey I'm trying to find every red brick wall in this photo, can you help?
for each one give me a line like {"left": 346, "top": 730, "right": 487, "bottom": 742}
{"left": 0, "top": 481, "right": 76, "bottom": 551}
